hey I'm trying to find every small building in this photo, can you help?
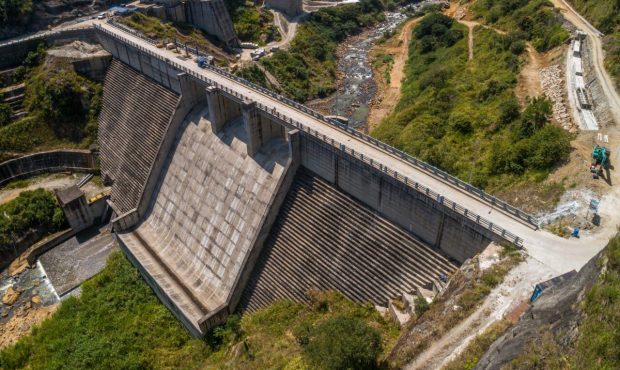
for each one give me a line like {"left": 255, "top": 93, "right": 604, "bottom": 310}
{"left": 574, "top": 57, "right": 583, "bottom": 76}
{"left": 572, "top": 39, "right": 581, "bottom": 57}
{"left": 530, "top": 270, "right": 577, "bottom": 302}
{"left": 56, "top": 186, "right": 110, "bottom": 233}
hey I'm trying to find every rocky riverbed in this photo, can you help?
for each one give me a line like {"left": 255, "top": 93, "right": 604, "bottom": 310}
{"left": 328, "top": 11, "right": 407, "bottom": 129}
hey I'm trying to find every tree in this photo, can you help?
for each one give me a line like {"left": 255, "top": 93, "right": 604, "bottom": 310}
{"left": 518, "top": 95, "right": 552, "bottom": 137}
{"left": 302, "top": 315, "right": 382, "bottom": 370}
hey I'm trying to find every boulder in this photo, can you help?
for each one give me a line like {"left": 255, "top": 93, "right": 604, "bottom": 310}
{"left": 2, "top": 286, "right": 20, "bottom": 306}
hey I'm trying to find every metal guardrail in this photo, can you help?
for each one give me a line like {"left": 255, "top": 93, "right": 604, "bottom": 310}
{"left": 95, "top": 22, "right": 528, "bottom": 246}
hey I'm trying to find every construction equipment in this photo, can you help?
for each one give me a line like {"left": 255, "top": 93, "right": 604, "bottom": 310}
{"left": 591, "top": 145, "right": 610, "bottom": 178}
{"left": 196, "top": 56, "right": 207, "bottom": 68}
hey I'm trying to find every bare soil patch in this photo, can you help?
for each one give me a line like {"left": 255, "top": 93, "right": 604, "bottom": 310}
{"left": 367, "top": 18, "right": 420, "bottom": 131}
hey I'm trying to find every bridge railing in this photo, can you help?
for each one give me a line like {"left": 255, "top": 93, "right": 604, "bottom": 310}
{"left": 106, "top": 20, "right": 537, "bottom": 229}
{"left": 94, "top": 23, "right": 527, "bottom": 246}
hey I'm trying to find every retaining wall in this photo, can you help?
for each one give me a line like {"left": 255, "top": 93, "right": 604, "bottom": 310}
{"left": 0, "top": 150, "right": 97, "bottom": 187}
{"left": 0, "top": 28, "right": 98, "bottom": 69}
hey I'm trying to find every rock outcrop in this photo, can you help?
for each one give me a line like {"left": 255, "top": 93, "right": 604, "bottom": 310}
{"left": 474, "top": 249, "right": 602, "bottom": 369}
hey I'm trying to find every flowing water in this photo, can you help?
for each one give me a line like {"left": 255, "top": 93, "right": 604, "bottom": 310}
{"left": 327, "top": 1, "right": 445, "bottom": 128}
{"left": 329, "top": 11, "right": 407, "bottom": 129}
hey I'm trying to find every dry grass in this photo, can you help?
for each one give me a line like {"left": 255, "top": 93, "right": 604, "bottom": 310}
{"left": 441, "top": 320, "right": 513, "bottom": 370}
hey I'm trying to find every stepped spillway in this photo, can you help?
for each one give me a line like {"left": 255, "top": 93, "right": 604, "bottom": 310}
{"left": 98, "top": 59, "right": 180, "bottom": 214}
{"left": 239, "top": 168, "right": 459, "bottom": 312}
{"left": 118, "top": 105, "right": 290, "bottom": 335}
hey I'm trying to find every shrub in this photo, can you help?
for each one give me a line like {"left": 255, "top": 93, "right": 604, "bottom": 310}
{"left": 303, "top": 315, "right": 382, "bottom": 370}
{"left": 0, "top": 102, "right": 11, "bottom": 127}
{"left": 0, "top": 189, "right": 66, "bottom": 249}
{"left": 414, "top": 297, "right": 430, "bottom": 316}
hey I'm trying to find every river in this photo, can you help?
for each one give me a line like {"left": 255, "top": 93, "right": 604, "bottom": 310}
{"left": 326, "top": 1, "right": 444, "bottom": 129}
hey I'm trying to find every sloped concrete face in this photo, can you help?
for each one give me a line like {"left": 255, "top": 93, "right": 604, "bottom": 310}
{"left": 118, "top": 105, "right": 289, "bottom": 335}
{"left": 98, "top": 60, "right": 180, "bottom": 215}
{"left": 239, "top": 168, "right": 458, "bottom": 312}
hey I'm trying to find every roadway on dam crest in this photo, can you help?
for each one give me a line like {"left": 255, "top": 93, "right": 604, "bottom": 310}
{"left": 96, "top": 20, "right": 616, "bottom": 274}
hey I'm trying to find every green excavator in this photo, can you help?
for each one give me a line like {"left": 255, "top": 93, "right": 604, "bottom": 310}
{"left": 591, "top": 145, "right": 610, "bottom": 179}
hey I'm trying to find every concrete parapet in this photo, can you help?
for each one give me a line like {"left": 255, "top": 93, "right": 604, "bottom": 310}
{"left": 0, "top": 28, "right": 98, "bottom": 69}
{"left": 265, "top": 0, "right": 303, "bottom": 16}
{"left": 0, "top": 150, "right": 97, "bottom": 187}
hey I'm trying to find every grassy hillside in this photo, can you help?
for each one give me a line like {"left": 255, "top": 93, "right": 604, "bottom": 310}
{"left": 471, "top": 0, "right": 570, "bottom": 52}
{"left": 372, "top": 13, "right": 571, "bottom": 192}
{"left": 0, "top": 46, "right": 102, "bottom": 162}
{"left": 261, "top": 0, "right": 385, "bottom": 102}
{"left": 0, "top": 251, "right": 399, "bottom": 369}
{"left": 567, "top": 0, "right": 620, "bottom": 90}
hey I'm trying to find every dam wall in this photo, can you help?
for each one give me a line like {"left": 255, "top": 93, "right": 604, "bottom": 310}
{"left": 117, "top": 105, "right": 296, "bottom": 336}
{"left": 98, "top": 59, "right": 181, "bottom": 217}
{"left": 239, "top": 168, "right": 458, "bottom": 311}
{"left": 0, "top": 150, "right": 97, "bottom": 187}
{"left": 0, "top": 28, "right": 98, "bottom": 69}
{"left": 298, "top": 135, "right": 495, "bottom": 263}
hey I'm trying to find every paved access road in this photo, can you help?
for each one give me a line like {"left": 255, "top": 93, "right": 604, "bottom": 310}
{"left": 551, "top": 0, "right": 620, "bottom": 125}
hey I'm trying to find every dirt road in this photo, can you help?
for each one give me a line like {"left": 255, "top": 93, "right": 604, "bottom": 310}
{"left": 551, "top": 0, "right": 620, "bottom": 124}
{"left": 406, "top": 256, "right": 554, "bottom": 370}
{"left": 367, "top": 18, "right": 420, "bottom": 130}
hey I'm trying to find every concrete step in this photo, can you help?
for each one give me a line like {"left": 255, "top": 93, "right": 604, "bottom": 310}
{"left": 238, "top": 168, "right": 458, "bottom": 312}
{"left": 98, "top": 59, "right": 180, "bottom": 214}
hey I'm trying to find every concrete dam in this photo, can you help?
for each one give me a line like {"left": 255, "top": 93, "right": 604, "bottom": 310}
{"left": 2, "top": 22, "right": 537, "bottom": 336}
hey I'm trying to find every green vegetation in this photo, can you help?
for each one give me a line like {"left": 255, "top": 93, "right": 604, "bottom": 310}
{"left": 301, "top": 315, "right": 383, "bottom": 369}
{"left": 0, "top": 0, "right": 32, "bottom": 28}
{"left": 205, "top": 289, "right": 398, "bottom": 369}
{"left": 226, "top": 0, "right": 280, "bottom": 45}
{"left": 0, "top": 189, "right": 66, "bottom": 249}
{"left": 471, "top": 0, "right": 569, "bottom": 52}
{"left": 119, "top": 12, "right": 226, "bottom": 51}
{"left": 0, "top": 102, "right": 10, "bottom": 127}
{"left": 0, "top": 251, "right": 210, "bottom": 370}
{"left": 0, "top": 178, "right": 30, "bottom": 190}
{"left": 372, "top": 13, "right": 572, "bottom": 193}
{"left": 0, "top": 45, "right": 102, "bottom": 162}
{"left": 1, "top": 252, "right": 399, "bottom": 369}
{"left": 567, "top": 0, "right": 620, "bottom": 89}
{"left": 569, "top": 234, "right": 620, "bottom": 369}
{"left": 24, "top": 63, "right": 101, "bottom": 143}
{"left": 442, "top": 320, "right": 513, "bottom": 370}
{"left": 372, "top": 53, "right": 395, "bottom": 84}
{"left": 261, "top": 0, "right": 386, "bottom": 101}
{"left": 234, "top": 64, "right": 271, "bottom": 89}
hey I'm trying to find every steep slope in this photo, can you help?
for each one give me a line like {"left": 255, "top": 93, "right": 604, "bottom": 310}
{"left": 475, "top": 234, "right": 620, "bottom": 369}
